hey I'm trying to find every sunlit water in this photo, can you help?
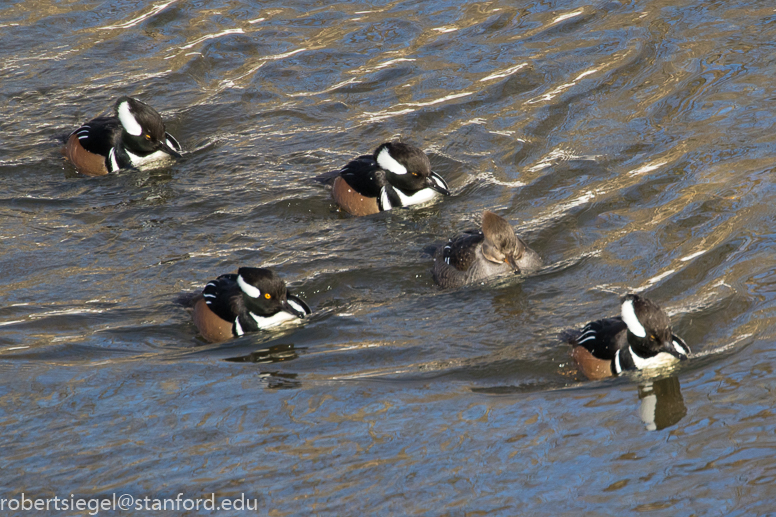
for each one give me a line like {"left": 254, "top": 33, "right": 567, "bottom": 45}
{"left": 2, "top": 0, "right": 776, "bottom": 514}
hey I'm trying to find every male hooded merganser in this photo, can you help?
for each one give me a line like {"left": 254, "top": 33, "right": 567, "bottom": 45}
{"left": 326, "top": 142, "right": 450, "bottom": 216}
{"left": 564, "top": 294, "right": 690, "bottom": 380}
{"left": 432, "top": 210, "right": 542, "bottom": 288}
{"left": 63, "top": 96, "right": 181, "bottom": 176}
{"left": 190, "top": 267, "right": 311, "bottom": 343}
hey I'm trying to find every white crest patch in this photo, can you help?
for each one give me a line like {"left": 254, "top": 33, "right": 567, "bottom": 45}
{"left": 376, "top": 147, "right": 407, "bottom": 175}
{"left": 237, "top": 275, "right": 261, "bottom": 298}
{"left": 117, "top": 101, "right": 143, "bottom": 136}
{"left": 621, "top": 299, "right": 646, "bottom": 337}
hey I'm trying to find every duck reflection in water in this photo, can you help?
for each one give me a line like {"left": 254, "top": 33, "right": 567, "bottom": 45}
{"left": 638, "top": 375, "right": 687, "bottom": 431}
{"left": 225, "top": 343, "right": 301, "bottom": 390}
{"left": 225, "top": 343, "right": 298, "bottom": 364}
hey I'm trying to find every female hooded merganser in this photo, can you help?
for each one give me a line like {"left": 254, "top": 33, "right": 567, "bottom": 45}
{"left": 432, "top": 210, "right": 542, "bottom": 288}
{"left": 63, "top": 96, "right": 181, "bottom": 176}
{"left": 326, "top": 142, "right": 450, "bottom": 216}
{"left": 565, "top": 294, "right": 690, "bottom": 380}
{"left": 190, "top": 267, "right": 311, "bottom": 343}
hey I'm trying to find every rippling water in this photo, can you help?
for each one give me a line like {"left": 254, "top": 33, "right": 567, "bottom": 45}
{"left": 3, "top": 0, "right": 776, "bottom": 514}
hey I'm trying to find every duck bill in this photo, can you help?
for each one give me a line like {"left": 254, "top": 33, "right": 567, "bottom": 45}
{"left": 506, "top": 254, "right": 520, "bottom": 273}
{"left": 427, "top": 172, "right": 450, "bottom": 196}
{"left": 282, "top": 295, "right": 310, "bottom": 319}
{"left": 158, "top": 139, "right": 182, "bottom": 158}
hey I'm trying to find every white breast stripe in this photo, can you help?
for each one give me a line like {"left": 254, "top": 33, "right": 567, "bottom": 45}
{"left": 376, "top": 147, "right": 408, "bottom": 175}
{"left": 614, "top": 349, "right": 622, "bottom": 374}
{"left": 621, "top": 299, "right": 646, "bottom": 337}
{"left": 109, "top": 148, "right": 119, "bottom": 171}
{"left": 672, "top": 339, "right": 687, "bottom": 355}
{"left": 237, "top": 275, "right": 261, "bottom": 298}
{"left": 117, "top": 101, "right": 143, "bottom": 136}
{"left": 380, "top": 187, "right": 393, "bottom": 210}
{"left": 203, "top": 294, "right": 216, "bottom": 298}
{"left": 234, "top": 317, "right": 244, "bottom": 336}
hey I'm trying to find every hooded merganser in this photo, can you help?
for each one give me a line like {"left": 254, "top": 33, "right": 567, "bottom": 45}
{"left": 190, "top": 267, "right": 311, "bottom": 343}
{"left": 432, "top": 210, "right": 542, "bottom": 288}
{"left": 325, "top": 142, "right": 450, "bottom": 216}
{"left": 564, "top": 294, "right": 690, "bottom": 380}
{"left": 63, "top": 96, "right": 181, "bottom": 176}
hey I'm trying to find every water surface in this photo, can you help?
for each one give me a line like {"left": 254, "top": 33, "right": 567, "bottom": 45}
{"left": 2, "top": 0, "right": 776, "bottom": 514}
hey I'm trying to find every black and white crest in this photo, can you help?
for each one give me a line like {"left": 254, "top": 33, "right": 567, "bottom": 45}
{"left": 113, "top": 96, "right": 181, "bottom": 165}
{"left": 620, "top": 294, "right": 670, "bottom": 339}
{"left": 115, "top": 97, "right": 166, "bottom": 139}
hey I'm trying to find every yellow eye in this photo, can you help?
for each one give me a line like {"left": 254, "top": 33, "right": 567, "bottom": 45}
{"left": 144, "top": 134, "right": 151, "bottom": 140}
{"left": 412, "top": 172, "right": 419, "bottom": 177}
{"left": 651, "top": 334, "right": 657, "bottom": 341}
{"left": 264, "top": 293, "right": 271, "bottom": 299}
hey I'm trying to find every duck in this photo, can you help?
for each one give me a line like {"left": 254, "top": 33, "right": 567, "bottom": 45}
{"left": 189, "top": 267, "right": 311, "bottom": 343}
{"left": 564, "top": 294, "right": 690, "bottom": 380}
{"left": 63, "top": 96, "right": 181, "bottom": 176}
{"left": 322, "top": 142, "right": 450, "bottom": 216}
{"left": 432, "top": 210, "right": 542, "bottom": 288}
